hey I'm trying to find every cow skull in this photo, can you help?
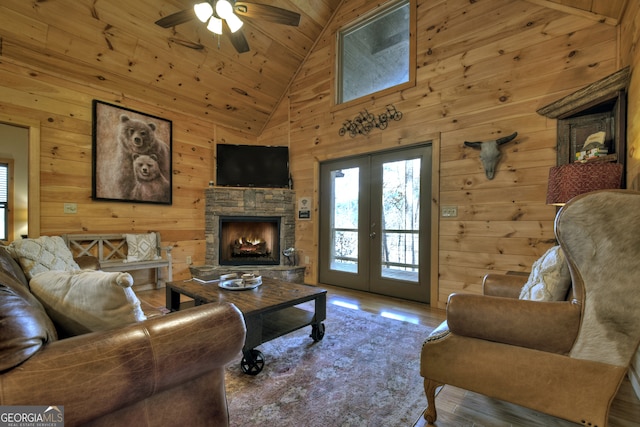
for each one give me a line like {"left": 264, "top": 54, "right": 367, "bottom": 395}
{"left": 464, "top": 132, "right": 518, "bottom": 180}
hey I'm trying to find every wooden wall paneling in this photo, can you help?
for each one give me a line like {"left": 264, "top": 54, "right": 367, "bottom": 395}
{"left": 2, "top": 45, "right": 236, "bottom": 131}
{"left": 591, "top": 0, "right": 628, "bottom": 22}
{"left": 439, "top": 234, "right": 556, "bottom": 256}
{"left": 0, "top": 4, "right": 48, "bottom": 45}
{"left": 621, "top": 0, "right": 640, "bottom": 400}
{"left": 3, "top": 39, "right": 262, "bottom": 135}
{"left": 441, "top": 249, "right": 539, "bottom": 273}
{"left": 621, "top": 0, "right": 639, "bottom": 191}
{"left": 0, "top": 61, "right": 215, "bottom": 283}
{"left": 277, "top": 0, "right": 620, "bottom": 307}
{"left": 259, "top": 98, "right": 290, "bottom": 144}
{"left": 0, "top": 0, "right": 629, "bottom": 307}
{"left": 523, "top": 0, "right": 628, "bottom": 25}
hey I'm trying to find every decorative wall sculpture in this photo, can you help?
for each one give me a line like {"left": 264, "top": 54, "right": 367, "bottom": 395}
{"left": 338, "top": 105, "right": 403, "bottom": 137}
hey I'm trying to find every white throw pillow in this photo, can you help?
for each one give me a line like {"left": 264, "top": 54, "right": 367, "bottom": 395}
{"left": 125, "top": 233, "right": 160, "bottom": 262}
{"left": 29, "top": 270, "right": 147, "bottom": 336}
{"left": 519, "top": 246, "right": 571, "bottom": 301}
{"left": 9, "top": 236, "right": 80, "bottom": 280}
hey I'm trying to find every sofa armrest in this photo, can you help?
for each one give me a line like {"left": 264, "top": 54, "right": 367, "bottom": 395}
{"left": 0, "top": 303, "right": 246, "bottom": 426}
{"left": 482, "top": 273, "right": 528, "bottom": 298}
{"left": 446, "top": 293, "right": 580, "bottom": 354}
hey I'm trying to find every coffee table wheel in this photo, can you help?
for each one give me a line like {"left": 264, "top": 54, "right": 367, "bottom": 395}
{"left": 241, "top": 349, "right": 265, "bottom": 375}
{"left": 310, "top": 322, "right": 325, "bottom": 342}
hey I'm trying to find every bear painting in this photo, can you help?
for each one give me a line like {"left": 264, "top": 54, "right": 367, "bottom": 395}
{"left": 93, "top": 101, "right": 172, "bottom": 204}
{"left": 130, "top": 154, "right": 170, "bottom": 203}
{"left": 114, "top": 115, "right": 170, "bottom": 198}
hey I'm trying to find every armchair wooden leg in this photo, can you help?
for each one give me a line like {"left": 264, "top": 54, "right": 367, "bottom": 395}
{"left": 423, "top": 378, "right": 442, "bottom": 424}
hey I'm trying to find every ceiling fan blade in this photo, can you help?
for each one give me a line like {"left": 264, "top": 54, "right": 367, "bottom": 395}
{"left": 155, "top": 9, "right": 196, "bottom": 28}
{"left": 224, "top": 23, "right": 250, "bottom": 53}
{"left": 234, "top": 2, "right": 301, "bottom": 26}
{"left": 169, "top": 38, "right": 205, "bottom": 50}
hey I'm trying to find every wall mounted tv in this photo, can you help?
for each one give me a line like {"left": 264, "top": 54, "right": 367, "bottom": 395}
{"left": 216, "top": 144, "right": 290, "bottom": 188}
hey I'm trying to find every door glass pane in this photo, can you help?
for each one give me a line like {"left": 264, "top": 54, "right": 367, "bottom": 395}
{"left": 380, "top": 158, "right": 420, "bottom": 281}
{"left": 330, "top": 167, "right": 359, "bottom": 273}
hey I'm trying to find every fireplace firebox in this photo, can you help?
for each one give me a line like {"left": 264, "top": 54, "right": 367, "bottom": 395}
{"left": 219, "top": 216, "right": 280, "bottom": 265}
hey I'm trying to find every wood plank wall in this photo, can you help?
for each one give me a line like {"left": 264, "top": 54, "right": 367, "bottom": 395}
{"left": 259, "top": 0, "right": 621, "bottom": 307}
{"left": 0, "top": 0, "right": 635, "bottom": 307}
{"left": 0, "top": 57, "right": 259, "bottom": 282}
{"left": 618, "top": 0, "right": 640, "bottom": 402}
{"left": 622, "top": 0, "right": 640, "bottom": 191}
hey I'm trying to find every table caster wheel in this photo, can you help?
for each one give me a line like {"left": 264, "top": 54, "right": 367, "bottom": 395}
{"left": 310, "top": 322, "right": 325, "bottom": 342}
{"left": 241, "top": 349, "right": 265, "bottom": 375}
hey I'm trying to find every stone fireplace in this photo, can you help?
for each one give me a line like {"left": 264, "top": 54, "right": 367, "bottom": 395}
{"left": 202, "top": 188, "right": 300, "bottom": 279}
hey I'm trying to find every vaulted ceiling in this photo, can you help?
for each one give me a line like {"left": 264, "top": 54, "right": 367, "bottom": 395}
{"left": 0, "top": 0, "right": 628, "bottom": 136}
{"left": 0, "top": 0, "right": 342, "bottom": 136}
{"left": 532, "top": 0, "right": 628, "bottom": 25}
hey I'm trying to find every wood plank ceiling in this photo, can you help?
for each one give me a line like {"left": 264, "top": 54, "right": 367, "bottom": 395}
{"left": 526, "top": 0, "right": 628, "bottom": 25}
{"left": 0, "top": 0, "right": 342, "bottom": 136}
{"left": 0, "top": 0, "right": 628, "bottom": 136}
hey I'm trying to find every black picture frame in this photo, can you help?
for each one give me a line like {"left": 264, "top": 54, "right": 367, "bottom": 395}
{"left": 92, "top": 100, "right": 172, "bottom": 205}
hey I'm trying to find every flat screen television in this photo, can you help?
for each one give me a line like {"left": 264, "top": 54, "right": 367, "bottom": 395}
{"left": 216, "top": 144, "right": 290, "bottom": 188}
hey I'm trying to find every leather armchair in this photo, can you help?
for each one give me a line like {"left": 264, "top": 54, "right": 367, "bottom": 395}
{"left": 421, "top": 190, "right": 640, "bottom": 426}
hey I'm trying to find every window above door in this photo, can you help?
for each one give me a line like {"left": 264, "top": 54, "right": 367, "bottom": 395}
{"left": 336, "top": 0, "right": 416, "bottom": 106}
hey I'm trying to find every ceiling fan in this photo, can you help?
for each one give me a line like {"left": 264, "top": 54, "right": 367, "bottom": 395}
{"left": 155, "top": 1, "right": 301, "bottom": 54}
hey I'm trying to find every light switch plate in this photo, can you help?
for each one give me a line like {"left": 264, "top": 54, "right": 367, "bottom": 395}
{"left": 63, "top": 203, "right": 77, "bottom": 214}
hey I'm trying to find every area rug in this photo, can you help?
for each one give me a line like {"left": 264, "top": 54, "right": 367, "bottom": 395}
{"left": 225, "top": 303, "right": 433, "bottom": 427}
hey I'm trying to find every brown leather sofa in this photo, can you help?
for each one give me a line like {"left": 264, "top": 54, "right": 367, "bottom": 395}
{"left": 0, "top": 247, "right": 246, "bottom": 427}
{"left": 421, "top": 190, "right": 640, "bottom": 426}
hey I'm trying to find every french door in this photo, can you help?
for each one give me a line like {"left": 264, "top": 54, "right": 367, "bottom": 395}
{"left": 318, "top": 144, "right": 432, "bottom": 302}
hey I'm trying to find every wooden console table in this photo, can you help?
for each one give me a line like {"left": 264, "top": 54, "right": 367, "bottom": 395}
{"left": 166, "top": 277, "right": 326, "bottom": 375}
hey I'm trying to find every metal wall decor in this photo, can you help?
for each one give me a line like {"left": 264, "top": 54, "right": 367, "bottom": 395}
{"left": 338, "top": 104, "right": 403, "bottom": 137}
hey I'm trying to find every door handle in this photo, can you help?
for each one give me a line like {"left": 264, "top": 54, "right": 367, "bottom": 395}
{"left": 369, "top": 231, "right": 376, "bottom": 239}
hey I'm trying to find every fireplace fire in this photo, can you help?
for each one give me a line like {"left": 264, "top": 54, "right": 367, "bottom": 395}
{"left": 219, "top": 216, "right": 280, "bottom": 265}
{"left": 232, "top": 237, "right": 268, "bottom": 256}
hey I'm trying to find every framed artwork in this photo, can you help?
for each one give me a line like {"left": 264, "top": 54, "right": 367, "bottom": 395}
{"left": 92, "top": 100, "right": 172, "bottom": 204}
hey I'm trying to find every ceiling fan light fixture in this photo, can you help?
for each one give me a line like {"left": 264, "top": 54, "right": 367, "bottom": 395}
{"left": 207, "top": 16, "right": 223, "bottom": 35}
{"left": 215, "top": 0, "right": 234, "bottom": 19}
{"left": 194, "top": 2, "right": 213, "bottom": 22}
{"left": 226, "top": 12, "right": 244, "bottom": 33}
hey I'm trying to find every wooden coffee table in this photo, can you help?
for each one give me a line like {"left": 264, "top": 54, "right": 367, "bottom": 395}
{"left": 166, "top": 277, "right": 326, "bottom": 375}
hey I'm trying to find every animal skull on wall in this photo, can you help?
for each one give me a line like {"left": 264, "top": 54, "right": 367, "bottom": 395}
{"left": 464, "top": 132, "right": 518, "bottom": 180}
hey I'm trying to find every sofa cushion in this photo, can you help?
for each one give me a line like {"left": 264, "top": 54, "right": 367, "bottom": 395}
{"left": 9, "top": 236, "right": 80, "bottom": 280}
{"left": 519, "top": 246, "right": 571, "bottom": 301}
{"left": 0, "top": 262, "right": 58, "bottom": 371}
{"left": 29, "top": 270, "right": 147, "bottom": 337}
{"left": 125, "top": 233, "right": 160, "bottom": 262}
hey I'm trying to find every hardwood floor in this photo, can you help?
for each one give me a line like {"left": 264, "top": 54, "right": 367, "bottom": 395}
{"left": 136, "top": 283, "right": 640, "bottom": 427}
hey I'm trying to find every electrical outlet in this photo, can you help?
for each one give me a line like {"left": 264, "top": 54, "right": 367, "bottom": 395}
{"left": 441, "top": 206, "right": 458, "bottom": 218}
{"left": 186, "top": 256, "right": 192, "bottom": 265}
{"left": 304, "top": 256, "right": 310, "bottom": 264}
{"left": 63, "top": 203, "right": 77, "bottom": 214}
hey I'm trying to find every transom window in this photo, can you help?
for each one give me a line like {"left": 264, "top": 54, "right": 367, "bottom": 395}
{"left": 337, "top": 0, "right": 413, "bottom": 104}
